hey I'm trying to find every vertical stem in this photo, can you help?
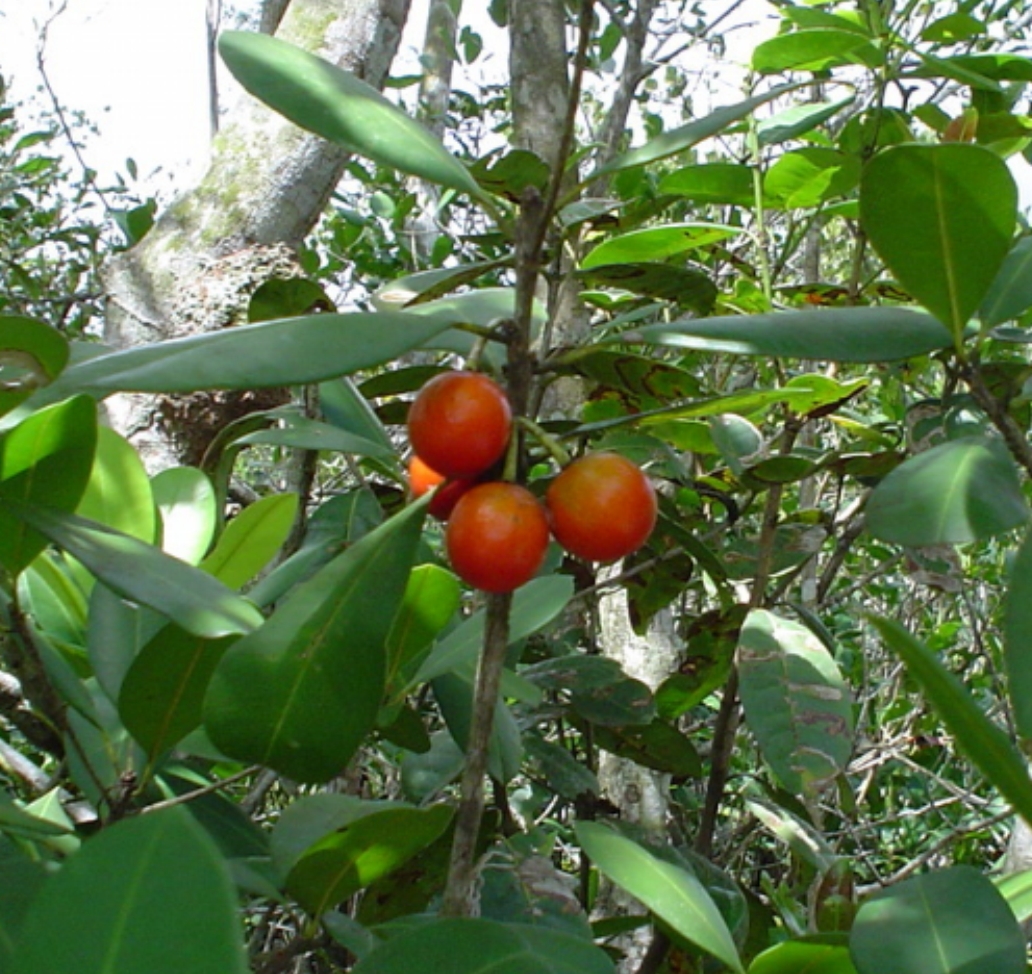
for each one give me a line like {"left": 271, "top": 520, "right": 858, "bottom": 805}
{"left": 440, "top": 592, "right": 512, "bottom": 916}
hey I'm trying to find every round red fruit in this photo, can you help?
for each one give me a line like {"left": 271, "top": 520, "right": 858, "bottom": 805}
{"left": 446, "top": 482, "right": 550, "bottom": 592}
{"left": 408, "top": 455, "right": 446, "bottom": 498}
{"left": 546, "top": 452, "right": 657, "bottom": 563}
{"left": 407, "top": 371, "right": 512, "bottom": 480}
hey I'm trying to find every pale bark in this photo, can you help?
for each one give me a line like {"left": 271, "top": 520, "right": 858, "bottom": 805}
{"left": 102, "top": 0, "right": 412, "bottom": 469}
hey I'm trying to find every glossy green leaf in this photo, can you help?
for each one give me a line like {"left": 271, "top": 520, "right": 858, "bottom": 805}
{"left": 524, "top": 733, "right": 600, "bottom": 801}
{"left": 980, "top": 236, "right": 1032, "bottom": 326}
{"left": 658, "top": 164, "right": 757, "bottom": 206}
{"left": 119, "top": 624, "right": 237, "bottom": 762}
{"left": 384, "top": 564, "right": 461, "bottom": 705}
{"left": 75, "top": 426, "right": 157, "bottom": 542}
{"left": 587, "top": 720, "right": 703, "bottom": 778}
{"left": 36, "top": 311, "right": 454, "bottom": 401}
{"left": 286, "top": 804, "right": 453, "bottom": 916}
{"left": 750, "top": 939, "right": 856, "bottom": 974}
{"left": 234, "top": 413, "right": 395, "bottom": 460}
{"left": 352, "top": 917, "right": 616, "bottom": 974}
{"left": 0, "top": 395, "right": 97, "bottom": 576}
{"left": 579, "top": 264, "right": 717, "bottom": 314}
{"left": 757, "top": 97, "right": 856, "bottom": 146}
{"left": 200, "top": 493, "right": 299, "bottom": 589}
{"left": 248, "top": 277, "right": 333, "bottom": 322}
{"left": 581, "top": 224, "right": 741, "bottom": 270}
{"left": 850, "top": 866, "right": 1025, "bottom": 974}
{"left": 860, "top": 144, "right": 1016, "bottom": 339}
{"left": 866, "top": 436, "right": 1028, "bottom": 545}
{"left": 219, "top": 31, "right": 481, "bottom": 198}
{"left": 995, "top": 869, "right": 1032, "bottom": 926}
{"left": 575, "top": 821, "right": 744, "bottom": 973}
{"left": 0, "top": 316, "right": 69, "bottom": 418}
{"left": 738, "top": 610, "right": 853, "bottom": 795}
{"left": 871, "top": 616, "right": 1032, "bottom": 827}
{"left": 152, "top": 467, "right": 216, "bottom": 564}
{"left": 10, "top": 504, "right": 262, "bottom": 638}
{"left": 1005, "top": 526, "right": 1032, "bottom": 740}
{"left": 764, "top": 149, "right": 860, "bottom": 209}
{"left": 594, "top": 84, "right": 798, "bottom": 177}
{"left": 319, "top": 376, "right": 394, "bottom": 450}
{"left": 11, "top": 807, "right": 248, "bottom": 974}
{"left": 204, "top": 500, "right": 425, "bottom": 783}
{"left": 619, "top": 307, "right": 953, "bottom": 362}
{"left": 753, "top": 29, "right": 881, "bottom": 73}
{"left": 87, "top": 584, "right": 166, "bottom": 701}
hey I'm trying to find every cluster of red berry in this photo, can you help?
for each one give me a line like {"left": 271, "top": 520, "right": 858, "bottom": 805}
{"left": 407, "top": 371, "right": 657, "bottom": 593}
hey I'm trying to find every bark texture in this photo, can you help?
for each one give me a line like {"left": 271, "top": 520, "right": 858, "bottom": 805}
{"left": 102, "top": 0, "right": 412, "bottom": 469}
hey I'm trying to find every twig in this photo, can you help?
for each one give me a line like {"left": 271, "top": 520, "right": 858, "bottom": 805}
{"left": 140, "top": 765, "right": 261, "bottom": 815}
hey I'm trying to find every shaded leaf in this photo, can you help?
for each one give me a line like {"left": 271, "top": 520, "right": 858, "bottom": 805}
{"left": 0, "top": 316, "right": 69, "bottom": 418}
{"left": 866, "top": 436, "right": 1028, "bottom": 545}
{"left": 1004, "top": 526, "right": 1032, "bottom": 740}
{"left": 203, "top": 501, "right": 425, "bottom": 782}
{"left": 750, "top": 939, "right": 857, "bottom": 974}
{"left": 619, "top": 307, "right": 953, "bottom": 362}
{"left": 575, "top": 822, "right": 744, "bottom": 973}
{"left": 850, "top": 866, "right": 1025, "bottom": 974}
{"left": 979, "top": 235, "right": 1032, "bottom": 326}
{"left": 659, "top": 164, "right": 757, "bottom": 206}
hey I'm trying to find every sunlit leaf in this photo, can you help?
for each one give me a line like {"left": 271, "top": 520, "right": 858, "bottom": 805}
{"left": 753, "top": 29, "right": 881, "bottom": 73}
{"left": 200, "top": 493, "right": 299, "bottom": 590}
{"left": 581, "top": 224, "right": 741, "bottom": 270}
{"left": 152, "top": 467, "right": 216, "bottom": 564}
{"left": 76, "top": 426, "right": 156, "bottom": 542}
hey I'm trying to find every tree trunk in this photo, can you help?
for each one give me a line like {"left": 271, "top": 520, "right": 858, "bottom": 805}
{"left": 102, "top": 0, "right": 412, "bottom": 470}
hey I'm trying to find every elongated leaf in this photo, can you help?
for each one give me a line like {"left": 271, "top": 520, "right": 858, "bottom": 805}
{"left": 581, "top": 224, "right": 740, "bottom": 270}
{"left": 576, "top": 822, "right": 743, "bottom": 973}
{"left": 9, "top": 504, "right": 262, "bottom": 638}
{"left": 203, "top": 500, "right": 425, "bottom": 782}
{"left": 866, "top": 436, "right": 1028, "bottom": 545}
{"left": 753, "top": 29, "right": 881, "bottom": 73}
{"left": 995, "top": 869, "right": 1032, "bottom": 926}
{"left": 618, "top": 307, "right": 953, "bottom": 363}
{"left": 0, "top": 395, "right": 97, "bottom": 575}
{"left": 750, "top": 939, "right": 856, "bottom": 974}
{"left": 860, "top": 144, "right": 1016, "bottom": 340}
{"left": 658, "top": 164, "right": 757, "bottom": 206}
{"left": 219, "top": 31, "right": 481, "bottom": 198}
{"left": 35, "top": 311, "right": 454, "bottom": 402}
{"left": 11, "top": 807, "right": 248, "bottom": 974}
{"left": 594, "top": 83, "right": 799, "bottom": 177}
{"left": 0, "top": 315, "right": 69, "bottom": 418}
{"left": 200, "top": 493, "right": 299, "bottom": 589}
{"left": 286, "top": 804, "right": 453, "bottom": 916}
{"left": 850, "top": 866, "right": 1025, "bottom": 974}
{"left": 980, "top": 235, "right": 1032, "bottom": 326}
{"left": 235, "top": 416, "right": 394, "bottom": 459}
{"left": 757, "top": 97, "right": 856, "bottom": 146}
{"left": 119, "top": 624, "right": 237, "bottom": 762}
{"left": 871, "top": 616, "right": 1032, "bottom": 827}
{"left": 738, "top": 610, "right": 853, "bottom": 795}
{"left": 1005, "top": 526, "right": 1032, "bottom": 739}
{"left": 352, "top": 917, "right": 615, "bottom": 974}
{"left": 75, "top": 426, "right": 156, "bottom": 542}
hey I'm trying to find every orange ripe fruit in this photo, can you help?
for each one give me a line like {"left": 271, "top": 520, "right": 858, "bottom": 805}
{"left": 408, "top": 455, "right": 477, "bottom": 521}
{"left": 445, "top": 482, "right": 550, "bottom": 592}
{"left": 546, "top": 452, "right": 657, "bottom": 563}
{"left": 408, "top": 455, "right": 446, "bottom": 498}
{"left": 407, "top": 371, "right": 512, "bottom": 480}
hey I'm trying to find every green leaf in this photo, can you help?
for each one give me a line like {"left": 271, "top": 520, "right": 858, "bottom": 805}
{"left": 581, "top": 224, "right": 741, "bottom": 270}
{"left": 764, "top": 149, "right": 860, "bottom": 209}
{"left": 865, "top": 436, "right": 1028, "bottom": 545}
{"left": 860, "top": 144, "right": 1016, "bottom": 340}
{"left": 10, "top": 504, "right": 262, "bottom": 638}
{"left": 752, "top": 29, "right": 881, "bottom": 73}
{"left": 1005, "top": 526, "right": 1032, "bottom": 740}
{"left": 234, "top": 413, "right": 395, "bottom": 460}
{"left": 218, "top": 31, "right": 482, "bottom": 198}
{"left": 37, "top": 311, "right": 455, "bottom": 401}
{"left": 285, "top": 804, "right": 453, "bottom": 916}
{"left": 11, "top": 807, "right": 248, "bottom": 974}
{"left": 203, "top": 500, "right": 425, "bottom": 783}
{"left": 658, "top": 164, "right": 757, "bottom": 206}
{"left": 0, "top": 316, "right": 69, "bottom": 418}
{"left": 200, "top": 493, "right": 299, "bottom": 589}
{"left": 871, "top": 616, "right": 1032, "bottom": 828}
{"left": 849, "top": 866, "right": 1025, "bottom": 974}
{"left": 738, "top": 609, "right": 853, "bottom": 795}
{"left": 76, "top": 426, "right": 157, "bottom": 542}
{"left": 0, "top": 395, "right": 97, "bottom": 576}
{"left": 995, "top": 869, "right": 1032, "bottom": 926}
{"left": 152, "top": 467, "right": 217, "bottom": 564}
{"left": 750, "top": 939, "right": 856, "bottom": 974}
{"left": 352, "top": 917, "right": 616, "bottom": 974}
{"left": 757, "top": 97, "right": 856, "bottom": 146}
{"left": 119, "top": 624, "right": 237, "bottom": 763}
{"left": 980, "top": 236, "right": 1032, "bottom": 326}
{"left": 619, "top": 307, "right": 953, "bottom": 363}
{"left": 575, "top": 822, "right": 744, "bottom": 973}
{"left": 594, "top": 84, "right": 799, "bottom": 177}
